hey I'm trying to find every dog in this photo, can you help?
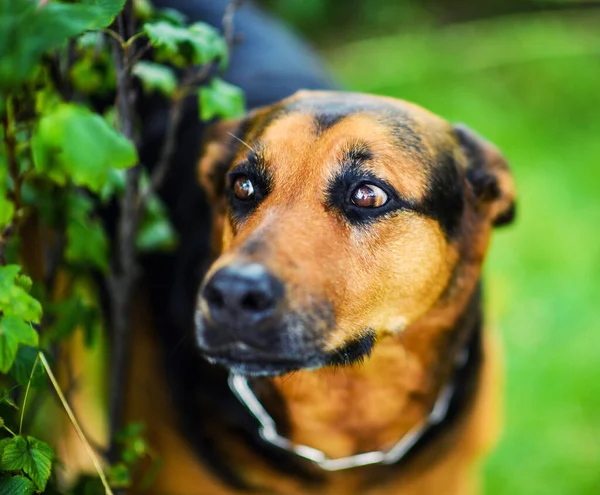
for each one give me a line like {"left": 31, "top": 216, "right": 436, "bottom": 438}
{"left": 121, "top": 89, "right": 515, "bottom": 495}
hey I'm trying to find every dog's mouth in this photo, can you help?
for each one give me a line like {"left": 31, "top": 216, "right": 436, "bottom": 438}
{"left": 199, "top": 341, "right": 327, "bottom": 377}
{"left": 196, "top": 316, "right": 378, "bottom": 377}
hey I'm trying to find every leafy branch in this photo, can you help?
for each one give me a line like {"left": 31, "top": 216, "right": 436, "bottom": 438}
{"left": 0, "top": 0, "right": 247, "bottom": 492}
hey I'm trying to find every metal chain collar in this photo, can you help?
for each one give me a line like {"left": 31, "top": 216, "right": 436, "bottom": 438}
{"left": 228, "top": 368, "right": 458, "bottom": 472}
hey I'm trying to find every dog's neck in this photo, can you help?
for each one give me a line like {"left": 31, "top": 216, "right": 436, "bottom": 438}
{"left": 255, "top": 282, "right": 482, "bottom": 459}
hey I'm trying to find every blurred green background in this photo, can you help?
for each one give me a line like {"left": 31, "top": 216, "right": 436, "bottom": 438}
{"left": 260, "top": 1, "right": 600, "bottom": 493}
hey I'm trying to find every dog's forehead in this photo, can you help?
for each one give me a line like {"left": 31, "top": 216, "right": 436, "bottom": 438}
{"left": 245, "top": 91, "right": 455, "bottom": 162}
{"left": 236, "top": 92, "right": 457, "bottom": 199}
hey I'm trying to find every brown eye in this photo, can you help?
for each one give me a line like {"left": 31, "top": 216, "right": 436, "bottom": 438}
{"left": 233, "top": 175, "right": 255, "bottom": 200}
{"left": 351, "top": 183, "right": 388, "bottom": 208}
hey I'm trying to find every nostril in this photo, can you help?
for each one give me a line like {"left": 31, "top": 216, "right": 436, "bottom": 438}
{"left": 241, "top": 290, "right": 274, "bottom": 313}
{"left": 202, "top": 264, "right": 284, "bottom": 322}
{"left": 204, "top": 284, "right": 225, "bottom": 309}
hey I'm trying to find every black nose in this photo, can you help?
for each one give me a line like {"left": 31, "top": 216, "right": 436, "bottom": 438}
{"left": 202, "top": 264, "right": 284, "bottom": 327}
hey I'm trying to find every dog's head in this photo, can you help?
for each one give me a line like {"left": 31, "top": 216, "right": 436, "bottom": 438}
{"left": 195, "top": 90, "right": 514, "bottom": 376}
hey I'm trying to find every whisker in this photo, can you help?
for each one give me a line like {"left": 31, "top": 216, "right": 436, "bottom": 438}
{"left": 227, "top": 132, "right": 256, "bottom": 153}
{"left": 281, "top": 370, "right": 297, "bottom": 385}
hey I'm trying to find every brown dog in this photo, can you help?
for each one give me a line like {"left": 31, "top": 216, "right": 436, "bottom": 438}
{"left": 124, "top": 89, "right": 515, "bottom": 494}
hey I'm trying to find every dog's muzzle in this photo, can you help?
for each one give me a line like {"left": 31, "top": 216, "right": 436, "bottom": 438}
{"left": 195, "top": 262, "right": 332, "bottom": 376}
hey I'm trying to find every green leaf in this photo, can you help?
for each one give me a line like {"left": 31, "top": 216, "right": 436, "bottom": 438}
{"left": 14, "top": 275, "right": 32, "bottom": 293}
{"left": 1, "top": 435, "right": 28, "bottom": 470}
{"left": 143, "top": 21, "right": 227, "bottom": 67}
{"left": 0, "top": 164, "right": 15, "bottom": 230}
{"left": 156, "top": 7, "right": 187, "bottom": 26}
{"left": 9, "top": 346, "right": 44, "bottom": 387}
{"left": 80, "top": 0, "right": 127, "bottom": 29}
{"left": 0, "top": 474, "right": 35, "bottom": 495}
{"left": 44, "top": 294, "right": 100, "bottom": 346}
{"left": 136, "top": 195, "right": 177, "bottom": 252}
{"left": 98, "top": 168, "right": 126, "bottom": 203}
{"left": 0, "top": 317, "right": 39, "bottom": 373}
{"left": 134, "top": 0, "right": 154, "bottom": 21}
{"left": 70, "top": 36, "right": 116, "bottom": 95}
{"left": 0, "top": 266, "right": 42, "bottom": 323}
{"left": 0, "top": 0, "right": 117, "bottom": 89}
{"left": 0, "top": 436, "right": 53, "bottom": 491}
{"left": 65, "top": 192, "right": 109, "bottom": 272}
{"left": 199, "top": 78, "right": 245, "bottom": 121}
{"left": 24, "top": 437, "right": 54, "bottom": 492}
{"left": 70, "top": 57, "right": 106, "bottom": 95}
{"left": 108, "top": 462, "right": 131, "bottom": 488}
{"left": 0, "top": 438, "right": 11, "bottom": 458}
{"left": 32, "top": 103, "right": 137, "bottom": 192}
{"left": 133, "top": 61, "right": 177, "bottom": 97}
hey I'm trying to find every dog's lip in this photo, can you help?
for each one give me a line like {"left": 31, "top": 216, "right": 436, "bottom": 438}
{"left": 198, "top": 340, "right": 326, "bottom": 375}
{"left": 200, "top": 341, "right": 317, "bottom": 363}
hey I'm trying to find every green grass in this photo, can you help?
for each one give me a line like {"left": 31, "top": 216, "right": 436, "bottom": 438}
{"left": 324, "top": 11, "right": 600, "bottom": 494}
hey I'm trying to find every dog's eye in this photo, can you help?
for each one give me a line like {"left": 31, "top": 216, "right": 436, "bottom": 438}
{"left": 350, "top": 184, "right": 388, "bottom": 208}
{"left": 233, "top": 175, "right": 255, "bottom": 200}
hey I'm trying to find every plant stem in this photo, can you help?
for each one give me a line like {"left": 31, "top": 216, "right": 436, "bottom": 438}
{"left": 19, "top": 353, "right": 40, "bottom": 435}
{"left": 2, "top": 424, "right": 17, "bottom": 437}
{"left": 39, "top": 351, "right": 114, "bottom": 495}
{"left": 107, "top": 0, "right": 140, "bottom": 467}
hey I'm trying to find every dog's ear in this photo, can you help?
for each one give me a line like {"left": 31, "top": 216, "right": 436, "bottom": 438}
{"left": 454, "top": 124, "right": 516, "bottom": 227}
{"left": 198, "top": 118, "right": 246, "bottom": 204}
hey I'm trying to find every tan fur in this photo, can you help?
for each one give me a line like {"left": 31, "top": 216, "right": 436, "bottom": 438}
{"left": 124, "top": 318, "right": 501, "bottom": 495}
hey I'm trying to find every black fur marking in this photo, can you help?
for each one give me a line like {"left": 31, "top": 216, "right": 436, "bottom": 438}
{"left": 325, "top": 144, "right": 416, "bottom": 226}
{"left": 493, "top": 201, "right": 516, "bottom": 227}
{"left": 314, "top": 112, "right": 346, "bottom": 135}
{"left": 467, "top": 169, "right": 500, "bottom": 201}
{"left": 455, "top": 125, "right": 515, "bottom": 228}
{"left": 342, "top": 142, "right": 373, "bottom": 164}
{"left": 288, "top": 96, "right": 426, "bottom": 156}
{"left": 327, "top": 330, "right": 377, "bottom": 367}
{"left": 419, "top": 149, "right": 465, "bottom": 237}
{"left": 378, "top": 114, "right": 426, "bottom": 156}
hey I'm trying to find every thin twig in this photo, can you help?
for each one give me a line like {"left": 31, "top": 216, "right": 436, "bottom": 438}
{"left": 103, "top": 28, "right": 125, "bottom": 47}
{"left": 2, "top": 424, "right": 17, "bottom": 437}
{"left": 125, "top": 41, "right": 152, "bottom": 71}
{"left": 107, "top": 0, "right": 141, "bottom": 466}
{"left": 222, "top": 0, "right": 244, "bottom": 48}
{"left": 19, "top": 353, "right": 40, "bottom": 435}
{"left": 39, "top": 351, "right": 114, "bottom": 495}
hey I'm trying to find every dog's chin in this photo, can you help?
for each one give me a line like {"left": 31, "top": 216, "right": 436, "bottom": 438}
{"left": 199, "top": 342, "right": 326, "bottom": 377}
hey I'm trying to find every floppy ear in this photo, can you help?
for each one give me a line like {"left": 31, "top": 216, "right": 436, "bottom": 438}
{"left": 198, "top": 118, "right": 247, "bottom": 205}
{"left": 454, "top": 124, "right": 516, "bottom": 227}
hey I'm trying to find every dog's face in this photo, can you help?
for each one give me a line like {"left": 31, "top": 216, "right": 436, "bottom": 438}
{"left": 195, "top": 91, "right": 514, "bottom": 376}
